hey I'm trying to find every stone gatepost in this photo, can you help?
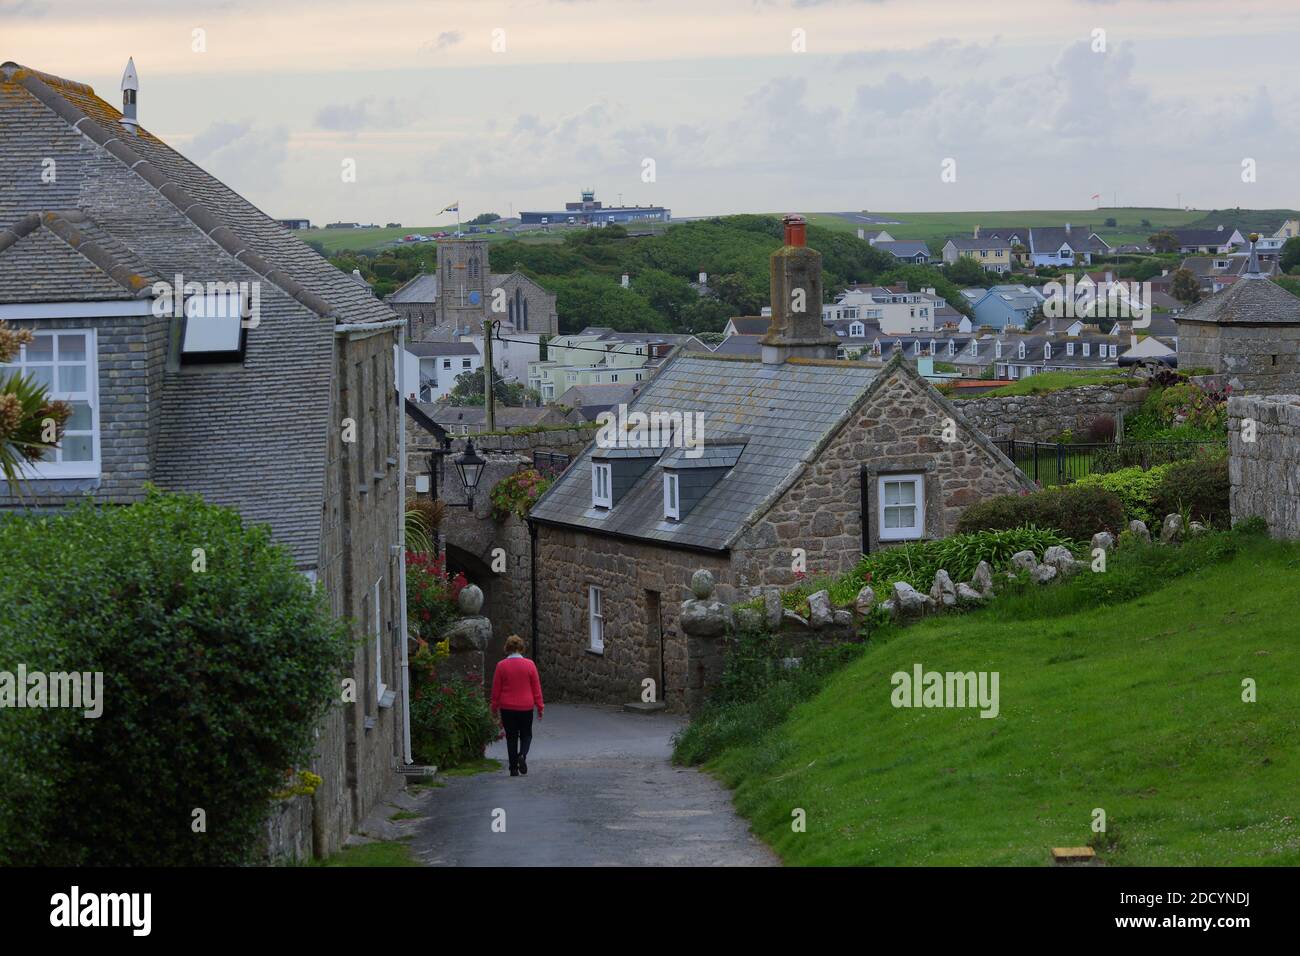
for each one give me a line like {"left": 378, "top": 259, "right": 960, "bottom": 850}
{"left": 679, "top": 570, "right": 733, "bottom": 711}
{"left": 439, "top": 584, "right": 492, "bottom": 686}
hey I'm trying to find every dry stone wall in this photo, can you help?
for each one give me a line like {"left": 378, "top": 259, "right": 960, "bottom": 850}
{"left": 955, "top": 382, "right": 1148, "bottom": 441}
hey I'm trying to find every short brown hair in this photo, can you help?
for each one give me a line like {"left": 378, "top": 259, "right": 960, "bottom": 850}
{"left": 504, "top": 634, "right": 526, "bottom": 655}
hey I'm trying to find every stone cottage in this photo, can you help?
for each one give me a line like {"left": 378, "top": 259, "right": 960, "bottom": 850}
{"left": 1177, "top": 242, "right": 1300, "bottom": 393}
{"left": 0, "top": 61, "right": 408, "bottom": 859}
{"left": 527, "top": 216, "right": 1033, "bottom": 710}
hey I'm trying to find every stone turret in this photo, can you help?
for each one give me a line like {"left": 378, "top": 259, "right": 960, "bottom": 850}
{"left": 760, "top": 214, "right": 841, "bottom": 364}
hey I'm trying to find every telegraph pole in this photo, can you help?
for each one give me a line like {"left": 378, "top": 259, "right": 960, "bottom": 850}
{"left": 483, "top": 319, "right": 496, "bottom": 431}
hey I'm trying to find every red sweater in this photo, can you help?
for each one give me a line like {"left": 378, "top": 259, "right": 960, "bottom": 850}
{"left": 491, "top": 655, "right": 544, "bottom": 714}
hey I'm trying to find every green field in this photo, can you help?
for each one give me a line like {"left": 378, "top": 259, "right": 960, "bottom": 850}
{"left": 300, "top": 219, "right": 674, "bottom": 254}
{"left": 701, "top": 535, "right": 1300, "bottom": 866}
{"left": 807, "top": 207, "right": 1299, "bottom": 250}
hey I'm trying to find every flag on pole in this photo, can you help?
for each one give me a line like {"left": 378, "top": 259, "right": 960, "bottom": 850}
{"left": 1090, "top": 193, "right": 1101, "bottom": 200}
{"left": 440, "top": 201, "right": 459, "bottom": 214}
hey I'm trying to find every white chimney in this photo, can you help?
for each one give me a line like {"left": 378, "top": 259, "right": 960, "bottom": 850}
{"left": 621, "top": 273, "right": 629, "bottom": 288}
{"left": 120, "top": 57, "right": 139, "bottom": 133}
{"left": 698, "top": 271, "right": 707, "bottom": 286}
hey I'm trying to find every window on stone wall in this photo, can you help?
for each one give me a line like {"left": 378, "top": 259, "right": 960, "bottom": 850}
{"left": 588, "top": 585, "right": 604, "bottom": 653}
{"left": 878, "top": 474, "right": 924, "bottom": 542}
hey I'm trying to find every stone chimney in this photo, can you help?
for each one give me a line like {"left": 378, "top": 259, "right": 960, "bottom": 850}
{"left": 760, "top": 214, "right": 840, "bottom": 365}
{"left": 120, "top": 57, "right": 139, "bottom": 134}
{"left": 973, "top": 224, "right": 980, "bottom": 239}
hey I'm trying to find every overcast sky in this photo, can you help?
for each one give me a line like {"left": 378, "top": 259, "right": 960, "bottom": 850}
{"left": 4, "top": 0, "right": 1297, "bottom": 224}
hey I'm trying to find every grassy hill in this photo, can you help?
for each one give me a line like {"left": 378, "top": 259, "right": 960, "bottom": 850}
{"left": 693, "top": 533, "right": 1300, "bottom": 866}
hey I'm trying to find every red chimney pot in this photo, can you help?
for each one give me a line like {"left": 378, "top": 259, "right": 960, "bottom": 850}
{"left": 783, "top": 214, "right": 806, "bottom": 248}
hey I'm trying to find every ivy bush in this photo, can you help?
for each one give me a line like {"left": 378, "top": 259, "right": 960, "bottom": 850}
{"left": 0, "top": 489, "right": 350, "bottom": 866}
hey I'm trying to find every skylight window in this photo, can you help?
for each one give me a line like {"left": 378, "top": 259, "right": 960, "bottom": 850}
{"left": 181, "top": 288, "right": 245, "bottom": 361}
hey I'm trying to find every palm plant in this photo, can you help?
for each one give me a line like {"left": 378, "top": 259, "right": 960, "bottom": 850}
{"left": 0, "top": 321, "right": 69, "bottom": 489}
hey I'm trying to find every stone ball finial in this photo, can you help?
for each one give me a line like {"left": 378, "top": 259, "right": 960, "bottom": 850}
{"left": 690, "top": 569, "right": 715, "bottom": 600}
{"left": 458, "top": 583, "right": 484, "bottom": 616}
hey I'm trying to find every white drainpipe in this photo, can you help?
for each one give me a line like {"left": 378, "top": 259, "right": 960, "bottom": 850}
{"left": 397, "top": 324, "right": 413, "bottom": 764}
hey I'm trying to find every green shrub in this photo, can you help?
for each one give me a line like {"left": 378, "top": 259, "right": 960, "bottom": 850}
{"left": 1073, "top": 464, "right": 1170, "bottom": 525}
{"left": 0, "top": 490, "right": 350, "bottom": 866}
{"left": 956, "top": 484, "right": 1126, "bottom": 540}
{"left": 1151, "top": 456, "right": 1230, "bottom": 527}
{"left": 409, "top": 674, "right": 497, "bottom": 770}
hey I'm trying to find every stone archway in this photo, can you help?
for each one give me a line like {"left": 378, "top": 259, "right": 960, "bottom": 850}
{"left": 444, "top": 541, "right": 509, "bottom": 686}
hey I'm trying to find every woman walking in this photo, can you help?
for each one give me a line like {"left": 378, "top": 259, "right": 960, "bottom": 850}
{"left": 490, "top": 635, "right": 544, "bottom": 777}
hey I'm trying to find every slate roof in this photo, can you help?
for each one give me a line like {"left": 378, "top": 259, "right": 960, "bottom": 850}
{"left": 556, "top": 382, "right": 642, "bottom": 408}
{"left": 712, "top": 334, "right": 762, "bottom": 356}
{"left": 726, "top": 316, "right": 770, "bottom": 335}
{"left": 407, "top": 340, "right": 479, "bottom": 357}
{"left": 1176, "top": 274, "right": 1300, "bottom": 326}
{"left": 945, "top": 237, "right": 1011, "bottom": 251}
{"left": 1027, "top": 227, "right": 1109, "bottom": 254}
{"left": 529, "top": 353, "right": 883, "bottom": 552}
{"left": 0, "top": 210, "right": 159, "bottom": 301}
{"left": 871, "top": 240, "right": 932, "bottom": 259}
{"left": 388, "top": 273, "right": 438, "bottom": 303}
{"left": 1, "top": 62, "right": 397, "bottom": 565}
{"left": 1172, "top": 228, "right": 1241, "bottom": 246}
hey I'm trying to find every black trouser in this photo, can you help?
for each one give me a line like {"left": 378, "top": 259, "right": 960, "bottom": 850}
{"left": 500, "top": 708, "right": 534, "bottom": 770}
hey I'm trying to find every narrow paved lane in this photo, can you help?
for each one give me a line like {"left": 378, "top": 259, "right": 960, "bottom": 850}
{"left": 409, "top": 703, "right": 777, "bottom": 866}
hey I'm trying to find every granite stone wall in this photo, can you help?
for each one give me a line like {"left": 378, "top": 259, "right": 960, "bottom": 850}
{"left": 1180, "top": 323, "right": 1300, "bottom": 394}
{"left": 954, "top": 382, "right": 1148, "bottom": 442}
{"left": 1228, "top": 393, "right": 1300, "bottom": 539}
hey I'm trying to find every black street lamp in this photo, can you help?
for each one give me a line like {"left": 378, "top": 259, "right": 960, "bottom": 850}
{"left": 453, "top": 439, "right": 487, "bottom": 507}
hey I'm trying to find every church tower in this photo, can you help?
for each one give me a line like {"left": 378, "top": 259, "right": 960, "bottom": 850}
{"left": 436, "top": 237, "right": 491, "bottom": 333}
{"left": 760, "top": 214, "right": 840, "bottom": 364}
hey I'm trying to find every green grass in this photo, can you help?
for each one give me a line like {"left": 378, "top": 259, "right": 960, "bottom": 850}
{"left": 301, "top": 224, "right": 555, "bottom": 255}
{"left": 439, "top": 758, "right": 501, "bottom": 777}
{"left": 313, "top": 839, "right": 420, "bottom": 867}
{"left": 703, "top": 535, "right": 1300, "bottom": 865}
{"left": 389, "top": 810, "right": 425, "bottom": 821}
{"left": 971, "top": 369, "right": 1133, "bottom": 397}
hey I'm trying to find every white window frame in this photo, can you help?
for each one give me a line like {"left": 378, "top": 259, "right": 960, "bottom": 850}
{"left": 663, "top": 472, "right": 680, "bottom": 519}
{"left": 1, "top": 327, "right": 101, "bottom": 480}
{"left": 1044, "top": 343, "right": 1052, "bottom": 360}
{"left": 1083, "top": 342, "right": 1091, "bottom": 357}
{"left": 849, "top": 321, "right": 864, "bottom": 338}
{"left": 1017, "top": 342, "right": 1026, "bottom": 359}
{"left": 878, "top": 473, "right": 925, "bottom": 542}
{"left": 591, "top": 461, "right": 612, "bottom": 508}
{"left": 588, "top": 585, "right": 604, "bottom": 653}
{"left": 995, "top": 342, "right": 1003, "bottom": 359}
{"left": 1067, "top": 342, "right": 1075, "bottom": 356}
